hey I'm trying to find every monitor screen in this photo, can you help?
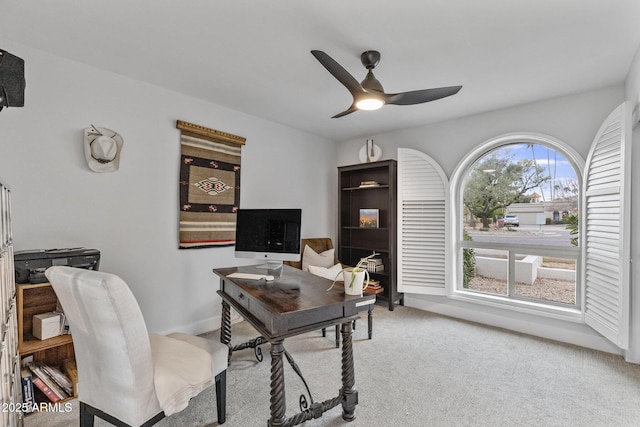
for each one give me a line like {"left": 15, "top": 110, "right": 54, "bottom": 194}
{"left": 234, "top": 209, "right": 302, "bottom": 268}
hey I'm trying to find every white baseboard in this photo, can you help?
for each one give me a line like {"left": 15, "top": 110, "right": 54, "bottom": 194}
{"left": 156, "top": 307, "right": 244, "bottom": 337}
{"left": 404, "top": 294, "right": 623, "bottom": 357}
{"left": 156, "top": 315, "right": 221, "bottom": 337}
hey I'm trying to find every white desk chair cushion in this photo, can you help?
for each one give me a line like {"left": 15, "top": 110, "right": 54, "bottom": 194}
{"left": 149, "top": 333, "right": 213, "bottom": 416}
{"left": 167, "top": 332, "right": 228, "bottom": 378}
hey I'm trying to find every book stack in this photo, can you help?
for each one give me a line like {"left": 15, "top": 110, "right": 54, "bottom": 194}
{"left": 364, "top": 279, "right": 384, "bottom": 294}
{"left": 363, "top": 257, "right": 384, "bottom": 273}
{"left": 26, "top": 361, "right": 74, "bottom": 402}
{"left": 359, "top": 180, "right": 380, "bottom": 188}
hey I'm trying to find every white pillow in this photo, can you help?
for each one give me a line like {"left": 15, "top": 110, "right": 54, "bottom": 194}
{"left": 308, "top": 263, "right": 344, "bottom": 281}
{"left": 302, "top": 245, "right": 335, "bottom": 271}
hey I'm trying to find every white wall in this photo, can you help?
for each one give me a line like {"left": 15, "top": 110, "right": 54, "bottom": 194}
{"left": 338, "top": 85, "right": 627, "bottom": 356}
{"left": 0, "top": 39, "right": 338, "bottom": 334}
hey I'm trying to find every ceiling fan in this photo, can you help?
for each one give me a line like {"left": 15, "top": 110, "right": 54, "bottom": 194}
{"left": 311, "top": 50, "right": 462, "bottom": 118}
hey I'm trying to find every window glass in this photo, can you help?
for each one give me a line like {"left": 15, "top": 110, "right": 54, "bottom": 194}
{"left": 459, "top": 143, "right": 579, "bottom": 308}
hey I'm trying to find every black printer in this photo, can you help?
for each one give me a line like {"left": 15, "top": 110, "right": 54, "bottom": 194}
{"left": 14, "top": 248, "right": 101, "bottom": 284}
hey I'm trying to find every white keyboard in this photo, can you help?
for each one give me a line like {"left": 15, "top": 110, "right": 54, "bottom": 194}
{"left": 227, "top": 272, "right": 274, "bottom": 281}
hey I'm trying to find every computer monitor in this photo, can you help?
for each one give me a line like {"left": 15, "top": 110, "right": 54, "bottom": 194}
{"left": 234, "top": 208, "right": 302, "bottom": 269}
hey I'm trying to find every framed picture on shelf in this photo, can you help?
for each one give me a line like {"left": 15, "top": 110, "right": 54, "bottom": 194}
{"left": 359, "top": 209, "right": 379, "bottom": 228}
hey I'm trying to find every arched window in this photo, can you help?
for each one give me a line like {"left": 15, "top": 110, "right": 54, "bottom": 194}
{"left": 452, "top": 134, "right": 584, "bottom": 312}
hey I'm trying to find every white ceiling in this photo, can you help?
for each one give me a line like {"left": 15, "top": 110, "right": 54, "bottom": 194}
{"left": 2, "top": 0, "right": 640, "bottom": 142}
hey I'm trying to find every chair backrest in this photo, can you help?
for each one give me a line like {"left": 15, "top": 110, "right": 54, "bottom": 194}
{"left": 45, "top": 266, "right": 162, "bottom": 426}
{"left": 284, "top": 237, "right": 340, "bottom": 270}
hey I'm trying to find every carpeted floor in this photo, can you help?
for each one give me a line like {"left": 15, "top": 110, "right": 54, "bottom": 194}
{"left": 24, "top": 305, "right": 640, "bottom": 426}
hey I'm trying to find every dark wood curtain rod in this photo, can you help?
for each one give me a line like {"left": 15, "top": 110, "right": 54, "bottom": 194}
{"left": 176, "top": 120, "right": 246, "bottom": 146}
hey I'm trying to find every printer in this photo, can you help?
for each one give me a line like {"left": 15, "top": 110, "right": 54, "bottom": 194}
{"left": 14, "top": 248, "right": 100, "bottom": 284}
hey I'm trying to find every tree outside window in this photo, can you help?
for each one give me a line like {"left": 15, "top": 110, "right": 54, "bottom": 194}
{"left": 463, "top": 150, "right": 549, "bottom": 228}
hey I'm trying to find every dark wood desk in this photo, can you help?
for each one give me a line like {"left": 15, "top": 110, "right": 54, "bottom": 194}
{"left": 213, "top": 265, "right": 375, "bottom": 426}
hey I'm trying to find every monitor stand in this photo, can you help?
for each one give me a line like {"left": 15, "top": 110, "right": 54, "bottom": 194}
{"left": 255, "top": 260, "right": 283, "bottom": 270}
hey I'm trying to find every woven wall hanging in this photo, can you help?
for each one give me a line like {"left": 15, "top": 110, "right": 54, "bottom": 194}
{"left": 177, "top": 120, "right": 245, "bottom": 248}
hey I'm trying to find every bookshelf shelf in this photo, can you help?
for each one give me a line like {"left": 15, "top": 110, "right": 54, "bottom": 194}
{"left": 342, "top": 184, "right": 390, "bottom": 191}
{"left": 20, "top": 334, "right": 73, "bottom": 354}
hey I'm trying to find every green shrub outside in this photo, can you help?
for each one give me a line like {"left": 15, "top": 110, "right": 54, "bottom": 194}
{"left": 463, "top": 229, "right": 476, "bottom": 288}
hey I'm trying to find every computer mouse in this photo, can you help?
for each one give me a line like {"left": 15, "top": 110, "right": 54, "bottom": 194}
{"left": 265, "top": 275, "right": 275, "bottom": 282}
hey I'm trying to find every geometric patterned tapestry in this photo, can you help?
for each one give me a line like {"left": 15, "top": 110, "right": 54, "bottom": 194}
{"left": 177, "top": 120, "right": 245, "bottom": 249}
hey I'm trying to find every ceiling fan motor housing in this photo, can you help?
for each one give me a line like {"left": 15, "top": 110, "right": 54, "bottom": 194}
{"left": 360, "top": 51, "right": 384, "bottom": 92}
{"left": 361, "top": 50, "right": 381, "bottom": 69}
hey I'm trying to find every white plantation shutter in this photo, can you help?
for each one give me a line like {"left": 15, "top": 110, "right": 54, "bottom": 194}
{"left": 583, "top": 102, "right": 632, "bottom": 349}
{"left": 397, "top": 148, "right": 449, "bottom": 294}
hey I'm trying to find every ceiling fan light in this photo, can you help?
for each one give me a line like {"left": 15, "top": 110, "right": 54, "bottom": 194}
{"left": 356, "top": 98, "right": 384, "bottom": 111}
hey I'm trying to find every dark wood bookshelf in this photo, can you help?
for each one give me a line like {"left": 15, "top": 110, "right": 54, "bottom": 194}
{"left": 338, "top": 160, "right": 403, "bottom": 310}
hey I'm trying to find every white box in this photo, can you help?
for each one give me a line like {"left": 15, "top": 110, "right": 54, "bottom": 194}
{"left": 33, "top": 312, "right": 62, "bottom": 340}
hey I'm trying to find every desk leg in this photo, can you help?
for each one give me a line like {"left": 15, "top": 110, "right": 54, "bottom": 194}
{"left": 268, "top": 340, "right": 287, "bottom": 427}
{"left": 340, "top": 321, "right": 358, "bottom": 421}
{"left": 220, "top": 300, "right": 231, "bottom": 346}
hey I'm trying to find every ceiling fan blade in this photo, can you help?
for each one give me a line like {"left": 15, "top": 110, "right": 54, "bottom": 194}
{"left": 384, "top": 85, "right": 462, "bottom": 106}
{"left": 311, "top": 50, "right": 364, "bottom": 96}
{"left": 331, "top": 105, "right": 358, "bottom": 118}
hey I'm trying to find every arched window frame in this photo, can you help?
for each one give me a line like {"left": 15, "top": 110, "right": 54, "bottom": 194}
{"left": 449, "top": 133, "right": 585, "bottom": 318}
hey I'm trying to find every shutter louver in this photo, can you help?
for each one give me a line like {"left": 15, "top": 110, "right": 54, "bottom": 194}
{"left": 583, "top": 102, "right": 631, "bottom": 349}
{"left": 398, "top": 148, "right": 449, "bottom": 294}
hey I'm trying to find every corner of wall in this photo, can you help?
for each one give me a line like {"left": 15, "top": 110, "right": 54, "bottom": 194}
{"left": 625, "top": 43, "right": 640, "bottom": 126}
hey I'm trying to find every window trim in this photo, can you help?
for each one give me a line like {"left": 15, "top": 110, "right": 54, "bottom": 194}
{"left": 449, "top": 133, "right": 585, "bottom": 319}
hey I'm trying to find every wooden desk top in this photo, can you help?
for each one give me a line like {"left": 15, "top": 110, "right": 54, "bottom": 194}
{"left": 213, "top": 265, "right": 375, "bottom": 340}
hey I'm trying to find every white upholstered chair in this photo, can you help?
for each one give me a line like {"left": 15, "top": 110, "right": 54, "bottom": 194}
{"left": 45, "top": 266, "right": 228, "bottom": 426}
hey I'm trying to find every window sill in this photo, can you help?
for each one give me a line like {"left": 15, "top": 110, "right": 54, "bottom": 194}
{"left": 450, "top": 290, "right": 583, "bottom": 323}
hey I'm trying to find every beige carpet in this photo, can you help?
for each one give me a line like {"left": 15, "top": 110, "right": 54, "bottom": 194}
{"left": 24, "top": 305, "right": 640, "bottom": 426}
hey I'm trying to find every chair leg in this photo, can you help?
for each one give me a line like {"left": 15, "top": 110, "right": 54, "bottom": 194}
{"left": 80, "top": 402, "right": 95, "bottom": 427}
{"left": 321, "top": 327, "right": 326, "bottom": 337}
{"left": 81, "top": 401, "right": 165, "bottom": 427}
{"left": 368, "top": 305, "right": 373, "bottom": 339}
{"left": 215, "top": 370, "right": 227, "bottom": 424}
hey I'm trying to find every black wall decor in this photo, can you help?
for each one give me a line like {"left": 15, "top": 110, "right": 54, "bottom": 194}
{"left": 0, "top": 49, "right": 25, "bottom": 111}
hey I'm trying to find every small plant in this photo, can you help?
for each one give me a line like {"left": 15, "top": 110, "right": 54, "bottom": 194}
{"left": 462, "top": 230, "right": 476, "bottom": 288}
{"left": 565, "top": 214, "right": 578, "bottom": 246}
{"left": 327, "top": 252, "right": 379, "bottom": 291}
